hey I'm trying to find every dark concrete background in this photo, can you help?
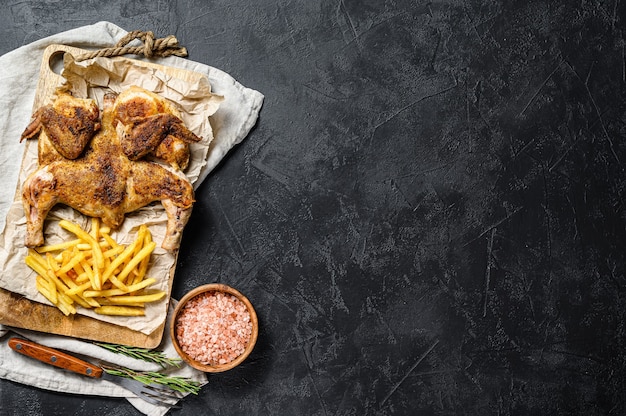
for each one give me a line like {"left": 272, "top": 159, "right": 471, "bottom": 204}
{"left": 1, "top": 1, "right": 625, "bottom": 415}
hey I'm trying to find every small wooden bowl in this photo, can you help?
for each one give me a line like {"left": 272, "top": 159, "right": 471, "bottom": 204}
{"left": 170, "top": 283, "right": 258, "bottom": 372}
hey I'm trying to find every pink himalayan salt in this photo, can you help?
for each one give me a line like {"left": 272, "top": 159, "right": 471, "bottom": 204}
{"left": 175, "top": 291, "right": 253, "bottom": 366}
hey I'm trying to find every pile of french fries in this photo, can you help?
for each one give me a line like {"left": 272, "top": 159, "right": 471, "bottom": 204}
{"left": 24, "top": 218, "right": 165, "bottom": 317}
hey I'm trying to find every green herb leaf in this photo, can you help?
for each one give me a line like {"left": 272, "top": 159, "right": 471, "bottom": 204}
{"left": 94, "top": 342, "right": 182, "bottom": 368}
{"left": 102, "top": 365, "right": 202, "bottom": 395}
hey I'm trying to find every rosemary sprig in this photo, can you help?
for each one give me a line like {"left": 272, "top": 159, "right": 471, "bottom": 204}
{"left": 103, "top": 365, "right": 203, "bottom": 395}
{"left": 94, "top": 342, "right": 182, "bottom": 368}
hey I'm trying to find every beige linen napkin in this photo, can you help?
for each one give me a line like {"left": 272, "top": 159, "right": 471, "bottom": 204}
{"left": 0, "top": 21, "right": 263, "bottom": 415}
{"left": 0, "top": 303, "right": 204, "bottom": 416}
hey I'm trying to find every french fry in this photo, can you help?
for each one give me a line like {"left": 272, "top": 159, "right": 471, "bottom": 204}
{"left": 102, "top": 245, "right": 124, "bottom": 259}
{"left": 116, "top": 241, "right": 156, "bottom": 285}
{"left": 108, "top": 275, "right": 130, "bottom": 292}
{"left": 26, "top": 248, "right": 46, "bottom": 267}
{"left": 83, "top": 278, "right": 157, "bottom": 298}
{"left": 25, "top": 256, "right": 51, "bottom": 284}
{"left": 67, "top": 291, "right": 94, "bottom": 309}
{"left": 94, "top": 305, "right": 145, "bottom": 316}
{"left": 101, "top": 232, "right": 120, "bottom": 250}
{"left": 25, "top": 219, "right": 164, "bottom": 317}
{"left": 79, "top": 259, "right": 96, "bottom": 287}
{"left": 104, "top": 291, "right": 166, "bottom": 305}
{"left": 56, "top": 292, "right": 77, "bottom": 316}
{"left": 36, "top": 274, "right": 57, "bottom": 305}
{"left": 46, "top": 253, "right": 91, "bottom": 313}
{"left": 58, "top": 220, "right": 96, "bottom": 245}
{"left": 56, "top": 250, "right": 86, "bottom": 276}
{"left": 101, "top": 245, "right": 124, "bottom": 280}
{"left": 35, "top": 276, "right": 59, "bottom": 305}
{"left": 92, "top": 259, "right": 103, "bottom": 290}
{"left": 64, "top": 280, "right": 93, "bottom": 296}
{"left": 77, "top": 241, "right": 110, "bottom": 251}
{"left": 101, "top": 238, "right": 141, "bottom": 284}
{"left": 59, "top": 220, "right": 104, "bottom": 289}
{"left": 96, "top": 297, "right": 144, "bottom": 307}
{"left": 55, "top": 266, "right": 79, "bottom": 291}
{"left": 75, "top": 273, "right": 90, "bottom": 284}
{"left": 90, "top": 217, "right": 100, "bottom": 240}
{"left": 44, "top": 268, "right": 71, "bottom": 298}
{"left": 36, "top": 276, "right": 55, "bottom": 303}
{"left": 35, "top": 239, "right": 82, "bottom": 253}
{"left": 132, "top": 229, "right": 153, "bottom": 285}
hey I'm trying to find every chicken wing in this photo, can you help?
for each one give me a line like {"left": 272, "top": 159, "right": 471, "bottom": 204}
{"left": 113, "top": 86, "right": 202, "bottom": 170}
{"left": 21, "top": 91, "right": 101, "bottom": 162}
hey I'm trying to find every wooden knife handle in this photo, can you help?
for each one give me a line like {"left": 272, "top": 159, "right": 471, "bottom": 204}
{"left": 8, "top": 337, "right": 103, "bottom": 378}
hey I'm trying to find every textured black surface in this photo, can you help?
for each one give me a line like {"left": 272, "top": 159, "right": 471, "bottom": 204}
{"left": 1, "top": 1, "right": 625, "bottom": 415}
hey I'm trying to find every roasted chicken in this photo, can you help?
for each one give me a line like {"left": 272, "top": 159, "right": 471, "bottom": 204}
{"left": 20, "top": 87, "right": 202, "bottom": 251}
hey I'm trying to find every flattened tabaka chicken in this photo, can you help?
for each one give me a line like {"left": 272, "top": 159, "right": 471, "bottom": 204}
{"left": 20, "top": 87, "right": 203, "bottom": 251}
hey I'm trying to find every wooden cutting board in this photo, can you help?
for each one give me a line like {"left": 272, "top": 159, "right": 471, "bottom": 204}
{"left": 0, "top": 44, "right": 205, "bottom": 348}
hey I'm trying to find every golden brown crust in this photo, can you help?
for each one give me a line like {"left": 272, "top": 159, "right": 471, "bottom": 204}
{"left": 113, "top": 86, "right": 201, "bottom": 169}
{"left": 20, "top": 87, "right": 198, "bottom": 251}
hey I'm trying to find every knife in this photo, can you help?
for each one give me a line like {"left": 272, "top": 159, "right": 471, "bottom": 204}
{"left": 8, "top": 337, "right": 181, "bottom": 407}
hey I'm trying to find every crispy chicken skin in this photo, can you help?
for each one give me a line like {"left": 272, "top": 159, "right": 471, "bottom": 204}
{"left": 21, "top": 88, "right": 197, "bottom": 251}
{"left": 20, "top": 92, "right": 101, "bottom": 161}
{"left": 113, "top": 86, "right": 202, "bottom": 170}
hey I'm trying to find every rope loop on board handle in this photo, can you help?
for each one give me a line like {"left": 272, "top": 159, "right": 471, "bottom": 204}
{"left": 74, "top": 30, "right": 188, "bottom": 61}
